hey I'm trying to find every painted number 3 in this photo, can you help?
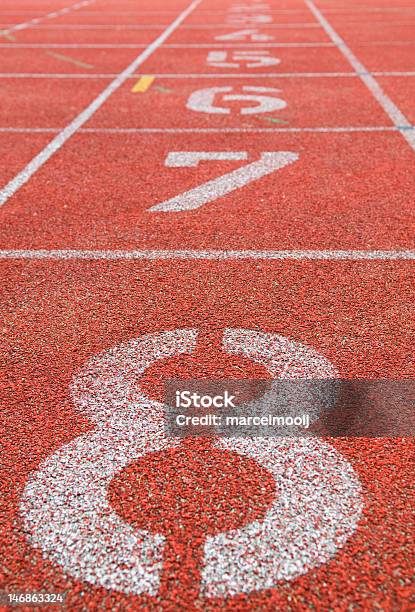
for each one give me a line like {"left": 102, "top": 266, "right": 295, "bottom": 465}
{"left": 21, "top": 328, "right": 363, "bottom": 598}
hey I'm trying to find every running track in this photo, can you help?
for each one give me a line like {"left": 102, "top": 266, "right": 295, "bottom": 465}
{"left": 1, "top": 0, "right": 414, "bottom": 609}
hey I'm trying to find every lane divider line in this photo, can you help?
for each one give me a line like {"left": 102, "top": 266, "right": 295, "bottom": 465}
{"left": 15, "top": 22, "right": 322, "bottom": 30}
{"left": 131, "top": 75, "right": 155, "bottom": 93}
{"left": 0, "top": 127, "right": 412, "bottom": 134}
{"left": 0, "top": 72, "right": 360, "bottom": 79}
{"left": 0, "top": 0, "right": 202, "bottom": 208}
{"left": 5, "top": 8, "right": 413, "bottom": 16}
{"left": 305, "top": 0, "right": 415, "bottom": 154}
{"left": 0, "top": 42, "right": 336, "bottom": 49}
{"left": 2, "top": 250, "right": 415, "bottom": 261}
{"left": 2, "top": 0, "right": 95, "bottom": 37}
{"left": 1, "top": 72, "right": 415, "bottom": 79}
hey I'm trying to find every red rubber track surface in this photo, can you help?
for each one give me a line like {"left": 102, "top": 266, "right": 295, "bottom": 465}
{"left": 0, "top": 132, "right": 414, "bottom": 250}
{"left": 1, "top": 0, "right": 414, "bottom": 610}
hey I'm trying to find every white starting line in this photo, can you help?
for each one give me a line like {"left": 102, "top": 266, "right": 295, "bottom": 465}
{"left": 0, "top": 72, "right": 414, "bottom": 79}
{"left": 2, "top": 250, "right": 415, "bottom": 261}
{"left": 0, "top": 41, "right": 413, "bottom": 47}
{"left": 5, "top": 20, "right": 415, "bottom": 28}
{"left": 0, "top": 72, "right": 358, "bottom": 79}
{"left": 0, "top": 42, "right": 336, "bottom": 48}
{"left": 0, "top": 127, "right": 412, "bottom": 133}
{"left": 9, "top": 22, "right": 322, "bottom": 29}
{"left": 2, "top": 7, "right": 414, "bottom": 15}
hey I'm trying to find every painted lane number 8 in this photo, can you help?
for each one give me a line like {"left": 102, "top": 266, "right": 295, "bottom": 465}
{"left": 21, "top": 329, "right": 362, "bottom": 598}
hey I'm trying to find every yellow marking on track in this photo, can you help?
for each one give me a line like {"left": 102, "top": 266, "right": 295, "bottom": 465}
{"left": 0, "top": 30, "right": 16, "bottom": 41}
{"left": 131, "top": 75, "right": 155, "bottom": 93}
{"left": 46, "top": 51, "right": 93, "bottom": 69}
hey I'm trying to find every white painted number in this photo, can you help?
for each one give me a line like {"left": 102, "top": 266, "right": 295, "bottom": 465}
{"left": 226, "top": 14, "right": 273, "bottom": 24}
{"left": 148, "top": 151, "right": 298, "bottom": 212}
{"left": 207, "top": 50, "right": 281, "bottom": 69}
{"left": 215, "top": 29, "right": 274, "bottom": 42}
{"left": 21, "top": 328, "right": 363, "bottom": 597}
{"left": 187, "top": 86, "right": 286, "bottom": 115}
{"left": 229, "top": 4, "right": 271, "bottom": 11}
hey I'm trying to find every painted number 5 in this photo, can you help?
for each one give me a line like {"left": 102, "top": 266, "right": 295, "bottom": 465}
{"left": 149, "top": 151, "right": 298, "bottom": 213}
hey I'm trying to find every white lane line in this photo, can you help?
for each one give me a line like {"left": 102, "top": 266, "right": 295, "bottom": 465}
{"left": 2, "top": 250, "right": 415, "bottom": 261}
{"left": 2, "top": 0, "right": 95, "bottom": 36}
{"left": 8, "top": 8, "right": 413, "bottom": 16}
{"left": 359, "top": 41, "right": 415, "bottom": 46}
{"left": 1, "top": 72, "right": 415, "bottom": 79}
{"left": 0, "top": 43, "right": 149, "bottom": 48}
{"left": 0, "top": 0, "right": 202, "bottom": 208}
{"left": 2, "top": 7, "right": 413, "bottom": 16}
{"left": 169, "top": 42, "right": 331, "bottom": 47}
{"left": 0, "top": 10, "right": 315, "bottom": 16}
{"left": 372, "top": 72, "right": 415, "bottom": 77}
{"left": 0, "top": 42, "right": 335, "bottom": 48}
{"left": 20, "top": 24, "right": 163, "bottom": 29}
{"left": 305, "top": 0, "right": 415, "bottom": 153}
{"left": 80, "top": 127, "right": 413, "bottom": 133}
{"left": 13, "top": 6, "right": 415, "bottom": 17}
{"left": 323, "top": 7, "right": 415, "bottom": 13}
{"left": 2, "top": 40, "right": 414, "bottom": 48}
{"left": 2, "top": 72, "right": 357, "bottom": 79}
{"left": 0, "top": 127, "right": 410, "bottom": 134}
{"left": 19, "top": 22, "right": 322, "bottom": 30}
{"left": 339, "top": 21, "right": 415, "bottom": 27}
{"left": 0, "top": 128, "right": 59, "bottom": 133}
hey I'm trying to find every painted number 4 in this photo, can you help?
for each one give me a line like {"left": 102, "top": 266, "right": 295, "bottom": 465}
{"left": 149, "top": 151, "right": 298, "bottom": 213}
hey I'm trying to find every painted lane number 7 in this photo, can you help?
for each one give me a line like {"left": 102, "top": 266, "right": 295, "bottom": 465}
{"left": 148, "top": 151, "right": 298, "bottom": 213}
